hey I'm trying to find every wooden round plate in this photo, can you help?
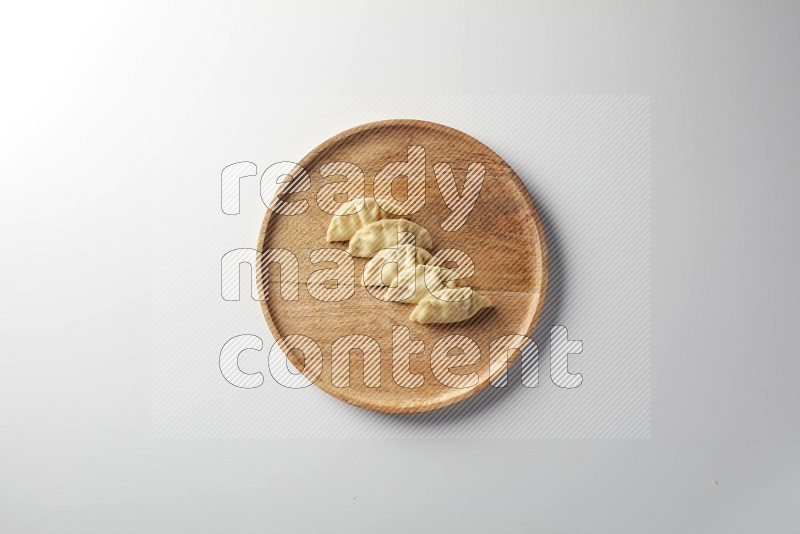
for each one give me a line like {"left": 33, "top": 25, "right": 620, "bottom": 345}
{"left": 257, "top": 119, "right": 547, "bottom": 413}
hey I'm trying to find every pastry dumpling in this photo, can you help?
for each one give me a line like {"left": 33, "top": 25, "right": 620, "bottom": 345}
{"left": 409, "top": 287, "right": 492, "bottom": 324}
{"left": 348, "top": 219, "right": 433, "bottom": 258}
{"left": 362, "top": 244, "right": 432, "bottom": 287}
{"left": 384, "top": 264, "right": 467, "bottom": 303}
{"left": 326, "top": 197, "right": 393, "bottom": 242}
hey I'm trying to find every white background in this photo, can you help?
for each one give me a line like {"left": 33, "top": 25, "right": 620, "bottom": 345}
{"left": 1, "top": 1, "right": 798, "bottom": 532}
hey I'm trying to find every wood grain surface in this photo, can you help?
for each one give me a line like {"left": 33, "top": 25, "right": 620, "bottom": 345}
{"left": 257, "top": 119, "right": 547, "bottom": 413}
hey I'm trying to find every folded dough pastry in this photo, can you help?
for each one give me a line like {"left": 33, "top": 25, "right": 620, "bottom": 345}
{"left": 326, "top": 197, "right": 393, "bottom": 242}
{"left": 384, "top": 264, "right": 467, "bottom": 304}
{"left": 347, "top": 219, "right": 433, "bottom": 258}
{"left": 362, "top": 244, "right": 432, "bottom": 287}
{"left": 409, "top": 287, "right": 492, "bottom": 324}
